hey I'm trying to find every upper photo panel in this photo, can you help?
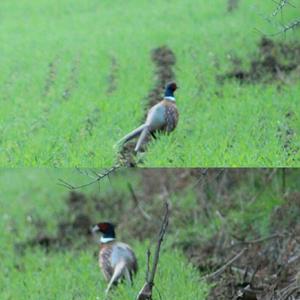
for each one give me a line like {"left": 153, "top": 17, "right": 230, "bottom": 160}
{"left": 1, "top": 0, "right": 299, "bottom": 167}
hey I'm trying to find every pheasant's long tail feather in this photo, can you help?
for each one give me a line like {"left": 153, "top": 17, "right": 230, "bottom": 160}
{"left": 116, "top": 124, "right": 147, "bottom": 147}
{"left": 123, "top": 267, "right": 132, "bottom": 284}
{"left": 134, "top": 126, "right": 150, "bottom": 152}
{"left": 105, "top": 261, "right": 126, "bottom": 295}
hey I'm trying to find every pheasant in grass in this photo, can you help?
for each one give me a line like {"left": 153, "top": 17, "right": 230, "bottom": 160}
{"left": 92, "top": 222, "right": 138, "bottom": 295}
{"left": 117, "top": 82, "right": 179, "bottom": 152}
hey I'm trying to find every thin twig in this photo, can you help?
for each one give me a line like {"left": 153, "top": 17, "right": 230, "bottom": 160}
{"left": 203, "top": 248, "right": 247, "bottom": 280}
{"left": 146, "top": 249, "right": 151, "bottom": 282}
{"left": 128, "top": 183, "right": 152, "bottom": 221}
{"left": 136, "top": 201, "right": 170, "bottom": 300}
{"left": 149, "top": 202, "right": 169, "bottom": 284}
{"left": 270, "top": 0, "right": 300, "bottom": 36}
{"left": 230, "top": 233, "right": 285, "bottom": 247}
{"left": 280, "top": 18, "right": 300, "bottom": 33}
{"left": 58, "top": 164, "right": 121, "bottom": 190}
{"left": 272, "top": 0, "right": 294, "bottom": 17}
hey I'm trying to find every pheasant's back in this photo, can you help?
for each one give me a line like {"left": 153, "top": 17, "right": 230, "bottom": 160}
{"left": 146, "top": 100, "right": 178, "bottom": 132}
{"left": 99, "top": 241, "right": 138, "bottom": 282}
{"left": 111, "top": 242, "right": 138, "bottom": 276}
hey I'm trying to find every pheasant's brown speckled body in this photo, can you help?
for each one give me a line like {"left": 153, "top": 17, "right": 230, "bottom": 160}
{"left": 99, "top": 241, "right": 138, "bottom": 284}
{"left": 161, "top": 99, "right": 179, "bottom": 132}
{"left": 99, "top": 242, "right": 114, "bottom": 281}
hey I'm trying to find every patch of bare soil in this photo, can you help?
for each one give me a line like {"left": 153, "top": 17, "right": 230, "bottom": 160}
{"left": 219, "top": 37, "right": 300, "bottom": 84}
{"left": 227, "top": 0, "right": 240, "bottom": 12}
{"left": 118, "top": 45, "right": 176, "bottom": 165}
{"left": 83, "top": 107, "right": 101, "bottom": 141}
{"left": 43, "top": 55, "right": 59, "bottom": 97}
{"left": 16, "top": 180, "right": 172, "bottom": 252}
{"left": 146, "top": 46, "right": 176, "bottom": 110}
{"left": 106, "top": 56, "right": 118, "bottom": 95}
{"left": 15, "top": 192, "right": 94, "bottom": 252}
{"left": 62, "top": 54, "right": 81, "bottom": 100}
{"left": 117, "top": 143, "right": 138, "bottom": 167}
{"left": 16, "top": 169, "right": 194, "bottom": 253}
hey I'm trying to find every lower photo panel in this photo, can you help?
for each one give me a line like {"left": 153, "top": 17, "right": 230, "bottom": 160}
{"left": 1, "top": 168, "right": 299, "bottom": 300}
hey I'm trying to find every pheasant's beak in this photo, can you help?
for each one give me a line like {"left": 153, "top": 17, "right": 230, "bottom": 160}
{"left": 91, "top": 225, "right": 100, "bottom": 233}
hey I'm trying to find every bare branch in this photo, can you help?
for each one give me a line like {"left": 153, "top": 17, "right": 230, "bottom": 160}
{"left": 270, "top": 0, "right": 299, "bottom": 35}
{"left": 149, "top": 202, "right": 169, "bottom": 283}
{"left": 57, "top": 164, "right": 121, "bottom": 190}
{"left": 146, "top": 249, "right": 151, "bottom": 282}
{"left": 136, "top": 201, "right": 170, "bottom": 300}
{"left": 203, "top": 248, "right": 247, "bottom": 280}
{"left": 272, "top": 0, "right": 295, "bottom": 17}
{"left": 228, "top": 232, "right": 285, "bottom": 249}
{"left": 128, "top": 183, "right": 152, "bottom": 221}
{"left": 279, "top": 18, "right": 300, "bottom": 33}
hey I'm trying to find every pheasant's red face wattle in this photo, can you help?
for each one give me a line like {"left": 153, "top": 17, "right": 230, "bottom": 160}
{"left": 99, "top": 223, "right": 108, "bottom": 231}
{"left": 170, "top": 82, "right": 177, "bottom": 91}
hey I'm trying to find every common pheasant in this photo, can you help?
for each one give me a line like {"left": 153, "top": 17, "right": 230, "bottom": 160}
{"left": 92, "top": 222, "right": 138, "bottom": 295}
{"left": 117, "top": 81, "right": 179, "bottom": 152}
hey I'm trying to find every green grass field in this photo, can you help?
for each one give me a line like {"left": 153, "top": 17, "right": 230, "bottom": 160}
{"left": 0, "top": 0, "right": 299, "bottom": 167}
{"left": 1, "top": 168, "right": 299, "bottom": 299}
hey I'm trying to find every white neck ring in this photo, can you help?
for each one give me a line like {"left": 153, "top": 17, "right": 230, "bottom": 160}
{"left": 100, "top": 237, "right": 115, "bottom": 243}
{"left": 164, "top": 96, "right": 176, "bottom": 102}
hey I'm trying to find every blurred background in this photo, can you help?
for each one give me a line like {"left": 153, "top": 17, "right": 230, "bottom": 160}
{"left": 0, "top": 168, "right": 299, "bottom": 299}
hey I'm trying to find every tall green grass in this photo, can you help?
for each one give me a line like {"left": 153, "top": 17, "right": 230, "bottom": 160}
{"left": 0, "top": 0, "right": 299, "bottom": 167}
